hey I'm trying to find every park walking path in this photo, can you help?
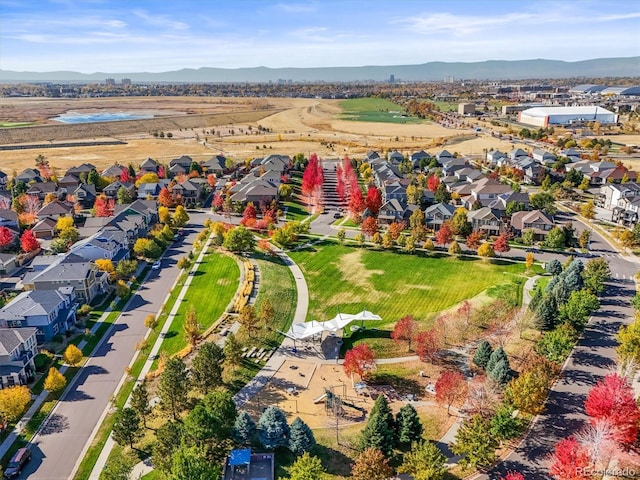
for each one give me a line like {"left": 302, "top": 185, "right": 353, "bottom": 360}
{"left": 88, "top": 234, "right": 215, "bottom": 479}
{"left": 0, "top": 262, "right": 147, "bottom": 462}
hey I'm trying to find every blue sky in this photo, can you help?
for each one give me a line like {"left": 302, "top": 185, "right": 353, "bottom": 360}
{"left": 1, "top": 0, "right": 639, "bottom": 72}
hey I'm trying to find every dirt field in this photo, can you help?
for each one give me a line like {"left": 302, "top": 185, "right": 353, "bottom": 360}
{"left": 0, "top": 96, "right": 525, "bottom": 174}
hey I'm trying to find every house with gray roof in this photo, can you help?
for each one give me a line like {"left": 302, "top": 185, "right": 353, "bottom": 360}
{"left": 201, "top": 155, "right": 227, "bottom": 175}
{"left": 58, "top": 174, "right": 80, "bottom": 190}
{"left": 378, "top": 199, "right": 406, "bottom": 224}
{"left": 103, "top": 181, "right": 135, "bottom": 201}
{"left": 27, "top": 181, "right": 60, "bottom": 200}
{"left": 0, "top": 288, "right": 77, "bottom": 343}
{"left": 387, "top": 150, "right": 404, "bottom": 165}
{"left": 140, "top": 158, "right": 159, "bottom": 174}
{"left": 15, "top": 168, "right": 42, "bottom": 184}
{"left": 487, "top": 150, "right": 507, "bottom": 166}
{"left": 410, "top": 150, "right": 431, "bottom": 167}
{"left": 511, "top": 210, "right": 554, "bottom": 240}
{"left": 532, "top": 149, "right": 557, "bottom": 166}
{"left": 0, "top": 253, "right": 19, "bottom": 278}
{"left": 31, "top": 217, "right": 57, "bottom": 239}
{"left": 36, "top": 200, "right": 74, "bottom": 221}
{"left": 0, "top": 209, "right": 18, "bottom": 230}
{"left": 70, "top": 228, "right": 129, "bottom": 263}
{"left": 73, "top": 184, "right": 97, "bottom": 209}
{"left": 102, "top": 165, "right": 126, "bottom": 179}
{"left": 436, "top": 150, "right": 453, "bottom": 163}
{"left": 170, "top": 179, "right": 201, "bottom": 207}
{"left": 425, "top": 203, "right": 456, "bottom": 231}
{"left": 467, "top": 207, "right": 503, "bottom": 237}
{"left": 65, "top": 164, "right": 96, "bottom": 177}
{"left": 0, "top": 170, "right": 7, "bottom": 190}
{"left": 0, "top": 327, "right": 38, "bottom": 388}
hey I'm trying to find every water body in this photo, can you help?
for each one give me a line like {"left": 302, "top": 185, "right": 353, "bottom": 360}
{"left": 52, "top": 111, "right": 155, "bottom": 124}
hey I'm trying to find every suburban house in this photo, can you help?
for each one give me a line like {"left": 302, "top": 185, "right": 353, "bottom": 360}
{"left": 364, "top": 150, "right": 380, "bottom": 162}
{"left": 378, "top": 199, "right": 406, "bottom": 224}
{"left": 103, "top": 181, "right": 135, "bottom": 201}
{"left": 0, "top": 288, "right": 77, "bottom": 343}
{"left": 511, "top": 210, "right": 555, "bottom": 240}
{"left": 487, "top": 150, "right": 507, "bottom": 166}
{"left": 464, "top": 178, "right": 513, "bottom": 208}
{"left": 36, "top": 200, "right": 74, "bottom": 221}
{"left": 467, "top": 207, "right": 503, "bottom": 237}
{"left": 15, "top": 168, "right": 42, "bottom": 184}
{"left": 57, "top": 174, "right": 81, "bottom": 190}
{"left": 26, "top": 181, "right": 60, "bottom": 201}
{"left": 65, "top": 163, "right": 96, "bottom": 178}
{"left": 73, "top": 184, "right": 97, "bottom": 209}
{"left": 612, "top": 195, "right": 640, "bottom": 226}
{"left": 70, "top": 228, "right": 129, "bottom": 262}
{"left": 597, "top": 182, "right": 640, "bottom": 210}
{"left": 560, "top": 148, "right": 582, "bottom": 162}
{"left": 0, "top": 209, "right": 19, "bottom": 230}
{"left": 387, "top": 150, "right": 405, "bottom": 165}
{"left": 410, "top": 150, "right": 431, "bottom": 167}
{"left": 31, "top": 218, "right": 57, "bottom": 239}
{"left": 508, "top": 148, "right": 529, "bottom": 162}
{"left": 0, "top": 327, "right": 38, "bottom": 388}
{"left": 201, "top": 155, "right": 227, "bottom": 176}
{"left": 229, "top": 178, "right": 279, "bottom": 204}
{"left": 102, "top": 165, "right": 126, "bottom": 179}
{"left": 566, "top": 161, "right": 636, "bottom": 185}
{"left": 82, "top": 199, "right": 160, "bottom": 245}
{"left": 169, "top": 155, "right": 194, "bottom": 176}
{"left": 532, "top": 149, "right": 557, "bottom": 166}
{"left": 425, "top": 203, "right": 456, "bottom": 231}
{"left": 137, "top": 182, "right": 165, "bottom": 199}
{"left": 436, "top": 150, "right": 454, "bottom": 163}
{"left": 140, "top": 158, "right": 159, "bottom": 174}
{"left": 0, "top": 170, "right": 7, "bottom": 190}
{"left": 170, "top": 179, "right": 201, "bottom": 206}
{"left": 0, "top": 253, "right": 19, "bottom": 277}
{"left": 22, "top": 253, "right": 108, "bottom": 304}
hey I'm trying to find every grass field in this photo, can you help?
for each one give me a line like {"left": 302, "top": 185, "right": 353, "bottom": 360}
{"left": 155, "top": 250, "right": 239, "bottom": 358}
{"left": 339, "top": 98, "right": 423, "bottom": 124}
{"left": 289, "top": 242, "right": 526, "bottom": 327}
{"left": 0, "top": 122, "right": 35, "bottom": 128}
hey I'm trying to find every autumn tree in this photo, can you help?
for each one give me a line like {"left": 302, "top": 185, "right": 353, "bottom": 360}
{"left": 365, "top": 186, "right": 382, "bottom": 215}
{"left": 240, "top": 202, "right": 258, "bottom": 227}
{"left": 548, "top": 437, "right": 591, "bottom": 480}
{"left": 448, "top": 240, "right": 462, "bottom": 256}
{"left": 343, "top": 344, "right": 376, "bottom": 381}
{"left": 351, "top": 448, "right": 394, "bottom": 480}
{"left": 94, "top": 195, "right": 115, "bottom": 217}
{"left": 95, "top": 258, "right": 115, "bottom": 280}
{"left": 0, "top": 386, "right": 31, "bottom": 423}
{"left": 0, "top": 227, "right": 14, "bottom": 251}
{"left": 44, "top": 367, "right": 67, "bottom": 392}
{"left": 584, "top": 373, "right": 640, "bottom": 444}
{"left": 63, "top": 344, "right": 83, "bottom": 367}
{"left": 361, "top": 216, "right": 378, "bottom": 239}
{"left": 435, "top": 370, "right": 467, "bottom": 415}
{"left": 477, "top": 242, "right": 495, "bottom": 258}
{"left": 348, "top": 188, "right": 365, "bottom": 222}
{"left": 239, "top": 305, "right": 260, "bottom": 336}
{"left": 183, "top": 306, "right": 200, "bottom": 347}
{"left": 504, "top": 356, "right": 557, "bottom": 415}
{"left": 451, "top": 414, "right": 498, "bottom": 470}
{"left": 414, "top": 329, "right": 442, "bottom": 363}
{"left": 451, "top": 208, "right": 472, "bottom": 236}
{"left": 493, "top": 232, "right": 511, "bottom": 254}
{"left": 435, "top": 222, "right": 453, "bottom": 245}
{"left": 427, "top": 174, "right": 440, "bottom": 192}
{"left": 172, "top": 205, "right": 190, "bottom": 227}
{"left": 616, "top": 316, "right": 640, "bottom": 363}
{"left": 580, "top": 200, "right": 595, "bottom": 220}
{"left": 285, "top": 452, "right": 326, "bottom": 480}
{"left": 387, "top": 221, "right": 405, "bottom": 240}
{"left": 391, "top": 316, "right": 417, "bottom": 351}
{"left": 465, "top": 231, "right": 483, "bottom": 250}
{"left": 526, "top": 252, "right": 535, "bottom": 270}
{"left": 20, "top": 229, "right": 40, "bottom": 253}
{"left": 398, "top": 441, "right": 447, "bottom": 480}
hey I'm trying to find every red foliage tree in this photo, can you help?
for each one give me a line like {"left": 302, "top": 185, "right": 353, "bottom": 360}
{"left": 94, "top": 196, "right": 115, "bottom": 217}
{"left": 212, "top": 192, "right": 223, "bottom": 210}
{"left": 390, "top": 316, "right": 417, "bottom": 351}
{"left": 343, "top": 344, "right": 376, "bottom": 381}
{"left": 548, "top": 437, "right": 591, "bottom": 480}
{"left": 158, "top": 187, "right": 174, "bottom": 207}
{"left": 427, "top": 174, "right": 441, "bottom": 192}
{"left": 435, "top": 222, "right": 453, "bottom": 245}
{"left": 414, "top": 329, "right": 442, "bottom": 363}
{"left": 120, "top": 168, "right": 131, "bottom": 183}
{"left": 501, "top": 472, "right": 525, "bottom": 480}
{"left": 361, "top": 216, "right": 378, "bottom": 239}
{"left": 494, "top": 232, "right": 511, "bottom": 254}
{"left": 20, "top": 229, "right": 40, "bottom": 253}
{"left": 435, "top": 370, "right": 468, "bottom": 414}
{"left": 348, "top": 188, "right": 365, "bottom": 221}
{"left": 584, "top": 373, "right": 640, "bottom": 444}
{"left": 157, "top": 165, "right": 166, "bottom": 179}
{"left": 240, "top": 203, "right": 258, "bottom": 226}
{"left": 465, "top": 231, "right": 483, "bottom": 250}
{"left": 386, "top": 221, "right": 405, "bottom": 240}
{"left": 365, "top": 187, "right": 382, "bottom": 215}
{"left": 0, "top": 227, "right": 14, "bottom": 249}
{"left": 336, "top": 164, "right": 346, "bottom": 201}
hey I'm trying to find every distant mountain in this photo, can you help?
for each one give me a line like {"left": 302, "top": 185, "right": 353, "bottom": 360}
{"left": 1, "top": 57, "right": 639, "bottom": 83}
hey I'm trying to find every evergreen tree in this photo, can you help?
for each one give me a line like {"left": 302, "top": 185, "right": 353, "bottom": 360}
{"left": 472, "top": 341, "right": 493, "bottom": 369}
{"left": 158, "top": 357, "right": 189, "bottom": 420}
{"left": 184, "top": 404, "right": 217, "bottom": 442}
{"left": 545, "top": 259, "right": 562, "bottom": 275}
{"left": 258, "top": 406, "right": 290, "bottom": 450}
{"left": 232, "top": 411, "right": 257, "bottom": 446}
{"left": 486, "top": 347, "right": 508, "bottom": 374}
{"left": 359, "top": 413, "right": 395, "bottom": 457}
{"left": 488, "top": 358, "right": 511, "bottom": 385}
{"left": 190, "top": 342, "right": 223, "bottom": 394}
{"left": 289, "top": 417, "right": 316, "bottom": 454}
{"left": 451, "top": 415, "right": 498, "bottom": 469}
{"left": 534, "top": 294, "right": 558, "bottom": 331}
{"left": 152, "top": 421, "right": 184, "bottom": 474}
{"left": 398, "top": 441, "right": 447, "bottom": 480}
{"left": 370, "top": 394, "right": 395, "bottom": 433}
{"left": 202, "top": 388, "right": 237, "bottom": 439}
{"left": 112, "top": 407, "right": 142, "bottom": 448}
{"left": 395, "top": 403, "right": 423, "bottom": 448}
{"left": 130, "top": 382, "right": 151, "bottom": 428}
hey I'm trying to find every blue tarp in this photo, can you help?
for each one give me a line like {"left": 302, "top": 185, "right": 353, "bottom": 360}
{"left": 228, "top": 448, "right": 251, "bottom": 466}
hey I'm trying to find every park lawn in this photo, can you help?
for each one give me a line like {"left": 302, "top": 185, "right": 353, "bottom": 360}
{"left": 339, "top": 98, "right": 423, "bottom": 124}
{"left": 289, "top": 243, "right": 526, "bottom": 326}
{"left": 155, "top": 250, "right": 239, "bottom": 358}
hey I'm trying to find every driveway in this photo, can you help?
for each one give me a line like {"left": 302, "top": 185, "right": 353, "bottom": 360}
{"left": 23, "top": 212, "right": 209, "bottom": 480}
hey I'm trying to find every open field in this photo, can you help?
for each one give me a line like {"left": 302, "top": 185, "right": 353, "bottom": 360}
{"left": 339, "top": 98, "right": 422, "bottom": 124}
{"left": 288, "top": 242, "right": 526, "bottom": 325}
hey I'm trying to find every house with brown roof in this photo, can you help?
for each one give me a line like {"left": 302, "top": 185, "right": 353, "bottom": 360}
{"left": 467, "top": 207, "right": 503, "bottom": 237}
{"left": 511, "top": 210, "right": 554, "bottom": 240}
{"left": 36, "top": 200, "right": 74, "bottom": 221}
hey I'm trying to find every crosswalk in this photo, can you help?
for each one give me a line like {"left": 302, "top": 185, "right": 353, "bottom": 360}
{"left": 613, "top": 273, "right": 631, "bottom": 280}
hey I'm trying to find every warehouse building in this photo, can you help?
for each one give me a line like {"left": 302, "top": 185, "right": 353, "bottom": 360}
{"left": 518, "top": 106, "right": 618, "bottom": 128}
{"left": 601, "top": 86, "right": 640, "bottom": 96}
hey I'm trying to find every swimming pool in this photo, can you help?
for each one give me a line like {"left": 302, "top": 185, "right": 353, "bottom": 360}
{"left": 52, "top": 111, "right": 154, "bottom": 124}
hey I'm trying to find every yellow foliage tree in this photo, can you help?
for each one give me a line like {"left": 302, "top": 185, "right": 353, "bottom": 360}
{"left": 158, "top": 206, "right": 171, "bottom": 225}
{"left": 95, "top": 259, "right": 115, "bottom": 280}
{"left": 0, "top": 385, "right": 31, "bottom": 422}
{"left": 183, "top": 306, "right": 200, "bottom": 347}
{"left": 44, "top": 367, "right": 67, "bottom": 393}
{"left": 56, "top": 216, "right": 74, "bottom": 231}
{"left": 135, "top": 173, "right": 159, "bottom": 187}
{"left": 63, "top": 344, "right": 83, "bottom": 367}
{"left": 525, "top": 252, "right": 535, "bottom": 270}
{"left": 477, "top": 243, "right": 495, "bottom": 259}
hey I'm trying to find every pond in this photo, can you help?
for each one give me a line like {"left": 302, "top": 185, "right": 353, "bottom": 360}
{"left": 52, "top": 111, "right": 155, "bottom": 123}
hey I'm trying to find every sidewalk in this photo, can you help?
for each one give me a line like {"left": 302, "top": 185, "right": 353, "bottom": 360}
{"left": 88, "top": 236, "right": 213, "bottom": 479}
{"left": 0, "top": 262, "right": 147, "bottom": 461}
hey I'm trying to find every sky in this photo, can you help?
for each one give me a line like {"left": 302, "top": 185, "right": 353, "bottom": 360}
{"left": 1, "top": 0, "right": 639, "bottom": 73}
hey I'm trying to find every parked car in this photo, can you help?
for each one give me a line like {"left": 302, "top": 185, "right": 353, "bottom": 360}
{"left": 5, "top": 447, "right": 31, "bottom": 478}
{"left": 333, "top": 212, "right": 343, "bottom": 219}
{"left": 151, "top": 260, "right": 162, "bottom": 270}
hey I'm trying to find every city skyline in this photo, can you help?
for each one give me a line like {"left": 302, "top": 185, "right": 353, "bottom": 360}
{"left": 1, "top": 0, "right": 639, "bottom": 73}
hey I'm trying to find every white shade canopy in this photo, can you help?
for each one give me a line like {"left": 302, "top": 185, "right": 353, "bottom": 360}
{"left": 351, "top": 310, "right": 382, "bottom": 321}
{"left": 285, "top": 311, "right": 382, "bottom": 340}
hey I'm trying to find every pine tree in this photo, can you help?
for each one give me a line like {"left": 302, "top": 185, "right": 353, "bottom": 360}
{"left": 232, "top": 411, "right": 256, "bottom": 446}
{"left": 534, "top": 294, "right": 558, "bottom": 331}
{"left": 289, "top": 417, "right": 316, "bottom": 454}
{"left": 370, "top": 394, "right": 395, "bottom": 433}
{"left": 158, "top": 357, "right": 188, "bottom": 420}
{"left": 359, "top": 413, "right": 395, "bottom": 457}
{"left": 488, "top": 358, "right": 511, "bottom": 385}
{"left": 190, "top": 342, "right": 223, "bottom": 394}
{"left": 395, "top": 404, "right": 423, "bottom": 448}
{"left": 258, "top": 406, "right": 290, "bottom": 450}
{"left": 486, "top": 347, "right": 508, "bottom": 373}
{"left": 130, "top": 382, "right": 151, "bottom": 428}
{"left": 472, "top": 341, "right": 493, "bottom": 369}
{"left": 112, "top": 407, "right": 142, "bottom": 448}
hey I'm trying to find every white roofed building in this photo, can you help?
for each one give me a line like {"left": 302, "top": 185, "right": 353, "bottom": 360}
{"left": 518, "top": 106, "right": 617, "bottom": 128}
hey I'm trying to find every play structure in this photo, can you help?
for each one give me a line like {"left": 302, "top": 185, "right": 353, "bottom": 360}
{"left": 313, "top": 385, "right": 365, "bottom": 418}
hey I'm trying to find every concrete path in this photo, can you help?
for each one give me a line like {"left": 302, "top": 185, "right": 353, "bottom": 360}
{"left": 89, "top": 233, "right": 214, "bottom": 479}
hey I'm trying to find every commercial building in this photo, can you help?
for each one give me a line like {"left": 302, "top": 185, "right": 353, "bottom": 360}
{"left": 458, "top": 103, "right": 475, "bottom": 115}
{"left": 518, "top": 106, "right": 617, "bottom": 127}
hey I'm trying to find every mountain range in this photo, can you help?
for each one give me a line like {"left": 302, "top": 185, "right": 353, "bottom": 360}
{"left": 1, "top": 57, "right": 638, "bottom": 83}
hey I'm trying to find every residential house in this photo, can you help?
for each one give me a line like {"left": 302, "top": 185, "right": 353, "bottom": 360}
{"left": 137, "top": 182, "right": 162, "bottom": 199}
{"left": 258, "top": 154, "right": 290, "bottom": 172}
{"left": 65, "top": 163, "right": 96, "bottom": 178}
{"left": 0, "top": 191, "right": 10, "bottom": 210}
{"left": 464, "top": 178, "right": 513, "bottom": 208}
{"left": 487, "top": 150, "right": 507, "bottom": 166}
{"left": 0, "top": 288, "right": 77, "bottom": 343}
{"left": 170, "top": 179, "right": 201, "bottom": 206}
{"left": 140, "top": 158, "right": 159, "bottom": 174}
{"left": 15, "top": 168, "right": 42, "bottom": 184}
{"left": 0, "top": 209, "right": 18, "bottom": 230}
{"left": 508, "top": 148, "right": 529, "bottom": 161}
{"left": 612, "top": 194, "right": 640, "bottom": 226}
{"left": 467, "top": 207, "right": 503, "bottom": 237}
{"left": 169, "top": 155, "right": 194, "bottom": 177}
{"left": 440, "top": 158, "right": 468, "bottom": 176}
{"left": 57, "top": 174, "right": 80, "bottom": 191}
{"left": 31, "top": 218, "right": 57, "bottom": 239}
{"left": 364, "top": 150, "right": 380, "bottom": 162}
{"left": 0, "top": 254, "right": 18, "bottom": 277}
{"left": 102, "top": 165, "right": 126, "bottom": 179}
{"left": 410, "top": 150, "right": 431, "bottom": 168}
{"left": 567, "top": 161, "right": 619, "bottom": 185}
{"left": 424, "top": 203, "right": 456, "bottom": 231}
{"left": 0, "top": 328, "right": 38, "bottom": 388}
{"left": 103, "top": 181, "right": 135, "bottom": 201}
{"left": 436, "top": 150, "right": 453, "bottom": 163}
{"left": 598, "top": 182, "right": 640, "bottom": 210}
{"left": 73, "top": 184, "right": 97, "bottom": 209}
{"left": 488, "top": 191, "right": 531, "bottom": 216}
{"left": 70, "top": 228, "right": 129, "bottom": 262}
{"left": 26, "top": 181, "right": 59, "bottom": 201}
{"left": 523, "top": 163, "right": 547, "bottom": 185}
{"left": 36, "top": 200, "right": 74, "bottom": 221}
{"left": 387, "top": 150, "right": 404, "bottom": 165}
{"left": 532, "top": 149, "right": 557, "bottom": 166}
{"left": 511, "top": 210, "right": 555, "bottom": 240}
{"left": 378, "top": 199, "right": 406, "bottom": 224}
{"left": 454, "top": 168, "right": 484, "bottom": 183}
{"left": 0, "top": 170, "right": 7, "bottom": 190}
{"left": 201, "top": 155, "right": 227, "bottom": 176}
{"left": 229, "top": 178, "right": 279, "bottom": 204}
{"left": 22, "top": 253, "right": 108, "bottom": 304}
{"left": 560, "top": 148, "right": 582, "bottom": 162}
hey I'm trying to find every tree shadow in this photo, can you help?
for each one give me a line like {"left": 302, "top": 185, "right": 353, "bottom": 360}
{"left": 39, "top": 413, "right": 70, "bottom": 435}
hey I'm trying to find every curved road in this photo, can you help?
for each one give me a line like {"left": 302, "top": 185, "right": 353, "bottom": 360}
{"left": 23, "top": 213, "right": 209, "bottom": 480}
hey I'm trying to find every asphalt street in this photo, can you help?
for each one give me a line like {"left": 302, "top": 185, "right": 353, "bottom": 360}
{"left": 23, "top": 212, "right": 208, "bottom": 480}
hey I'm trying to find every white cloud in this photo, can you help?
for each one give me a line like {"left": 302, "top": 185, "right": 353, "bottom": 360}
{"left": 132, "top": 9, "right": 189, "bottom": 31}
{"left": 273, "top": 2, "right": 317, "bottom": 14}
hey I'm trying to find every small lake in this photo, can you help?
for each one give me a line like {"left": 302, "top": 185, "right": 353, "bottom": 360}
{"left": 52, "top": 111, "right": 155, "bottom": 124}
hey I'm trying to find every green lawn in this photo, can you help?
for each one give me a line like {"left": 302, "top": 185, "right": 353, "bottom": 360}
{"left": 289, "top": 242, "right": 527, "bottom": 327}
{"left": 339, "top": 98, "right": 423, "bottom": 124}
{"left": 0, "top": 122, "right": 35, "bottom": 128}
{"left": 155, "top": 250, "right": 239, "bottom": 358}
